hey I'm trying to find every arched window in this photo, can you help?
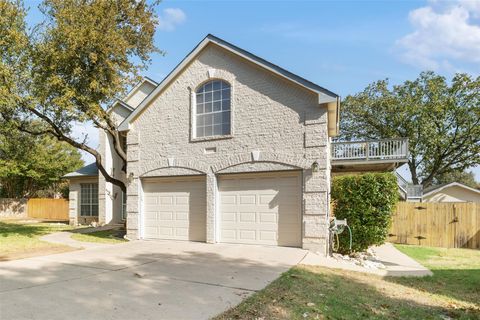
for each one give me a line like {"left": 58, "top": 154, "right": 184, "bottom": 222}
{"left": 195, "top": 80, "right": 231, "bottom": 137}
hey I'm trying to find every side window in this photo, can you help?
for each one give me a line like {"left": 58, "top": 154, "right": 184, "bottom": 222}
{"left": 195, "top": 80, "right": 231, "bottom": 138}
{"left": 80, "top": 183, "right": 99, "bottom": 216}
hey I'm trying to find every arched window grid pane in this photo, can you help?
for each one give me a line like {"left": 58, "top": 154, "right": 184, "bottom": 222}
{"left": 195, "top": 80, "right": 231, "bottom": 137}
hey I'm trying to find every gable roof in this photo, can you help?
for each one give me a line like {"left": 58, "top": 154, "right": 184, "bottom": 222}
{"left": 423, "top": 182, "right": 480, "bottom": 197}
{"left": 118, "top": 34, "right": 340, "bottom": 132}
{"left": 122, "top": 77, "right": 158, "bottom": 105}
{"left": 106, "top": 99, "right": 134, "bottom": 114}
{"left": 106, "top": 77, "right": 159, "bottom": 116}
{"left": 63, "top": 162, "right": 98, "bottom": 178}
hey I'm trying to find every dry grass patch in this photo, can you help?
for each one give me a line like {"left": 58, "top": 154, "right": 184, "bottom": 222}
{"left": 216, "top": 246, "right": 480, "bottom": 320}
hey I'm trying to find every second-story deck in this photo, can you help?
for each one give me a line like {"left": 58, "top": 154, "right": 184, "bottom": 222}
{"left": 331, "top": 138, "right": 409, "bottom": 173}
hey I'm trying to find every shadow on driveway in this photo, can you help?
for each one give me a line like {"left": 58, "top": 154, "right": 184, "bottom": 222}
{"left": 0, "top": 240, "right": 306, "bottom": 320}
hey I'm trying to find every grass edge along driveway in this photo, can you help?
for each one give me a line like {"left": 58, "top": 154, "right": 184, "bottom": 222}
{"left": 215, "top": 245, "right": 480, "bottom": 320}
{"left": 0, "top": 220, "right": 75, "bottom": 261}
{"left": 70, "top": 229, "right": 127, "bottom": 244}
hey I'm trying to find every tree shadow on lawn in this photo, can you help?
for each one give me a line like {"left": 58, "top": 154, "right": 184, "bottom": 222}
{"left": 0, "top": 221, "right": 70, "bottom": 238}
{"left": 217, "top": 265, "right": 480, "bottom": 320}
{"left": 386, "top": 268, "right": 480, "bottom": 308}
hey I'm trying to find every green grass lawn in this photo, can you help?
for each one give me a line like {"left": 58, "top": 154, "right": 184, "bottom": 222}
{"left": 391, "top": 245, "right": 480, "bottom": 310}
{"left": 215, "top": 245, "right": 480, "bottom": 320}
{"left": 70, "top": 229, "right": 126, "bottom": 244}
{"left": 0, "top": 220, "right": 75, "bottom": 261}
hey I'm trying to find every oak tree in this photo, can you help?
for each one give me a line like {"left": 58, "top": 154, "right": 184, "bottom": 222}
{"left": 340, "top": 72, "right": 480, "bottom": 187}
{"left": 0, "top": 0, "right": 162, "bottom": 193}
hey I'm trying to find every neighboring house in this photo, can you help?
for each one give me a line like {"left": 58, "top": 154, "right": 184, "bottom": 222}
{"left": 64, "top": 162, "right": 100, "bottom": 225}
{"left": 65, "top": 35, "right": 407, "bottom": 255}
{"left": 396, "top": 172, "right": 423, "bottom": 202}
{"left": 422, "top": 182, "right": 480, "bottom": 203}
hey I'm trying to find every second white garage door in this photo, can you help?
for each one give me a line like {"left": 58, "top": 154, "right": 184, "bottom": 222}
{"left": 219, "top": 171, "right": 302, "bottom": 247}
{"left": 143, "top": 176, "right": 206, "bottom": 241}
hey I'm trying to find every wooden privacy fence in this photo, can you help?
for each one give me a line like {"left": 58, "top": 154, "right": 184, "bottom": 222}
{"left": 27, "top": 198, "right": 69, "bottom": 221}
{"left": 389, "top": 202, "right": 480, "bottom": 249}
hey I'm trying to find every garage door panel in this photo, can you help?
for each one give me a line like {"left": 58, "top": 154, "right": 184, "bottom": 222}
{"left": 175, "top": 212, "right": 188, "bottom": 221}
{"left": 175, "top": 227, "right": 188, "bottom": 237}
{"left": 144, "top": 197, "right": 159, "bottom": 205}
{"left": 239, "top": 195, "right": 256, "bottom": 204}
{"left": 259, "top": 212, "right": 277, "bottom": 223}
{"left": 239, "top": 230, "right": 256, "bottom": 240}
{"left": 219, "top": 172, "right": 302, "bottom": 247}
{"left": 159, "top": 227, "right": 174, "bottom": 237}
{"left": 159, "top": 212, "right": 173, "bottom": 220}
{"left": 259, "top": 231, "right": 276, "bottom": 241}
{"left": 144, "top": 226, "right": 158, "bottom": 238}
{"left": 175, "top": 196, "right": 189, "bottom": 205}
{"left": 144, "top": 211, "right": 158, "bottom": 218}
{"left": 259, "top": 195, "right": 276, "bottom": 204}
{"left": 239, "top": 212, "right": 256, "bottom": 222}
{"left": 222, "top": 212, "right": 236, "bottom": 222}
{"left": 221, "top": 195, "right": 236, "bottom": 204}
{"left": 143, "top": 177, "right": 206, "bottom": 241}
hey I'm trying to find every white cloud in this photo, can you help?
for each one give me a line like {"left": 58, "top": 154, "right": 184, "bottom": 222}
{"left": 157, "top": 8, "right": 186, "bottom": 31}
{"left": 396, "top": 1, "right": 480, "bottom": 71}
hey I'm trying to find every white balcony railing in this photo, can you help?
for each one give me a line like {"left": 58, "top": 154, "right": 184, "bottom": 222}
{"left": 332, "top": 138, "right": 408, "bottom": 161}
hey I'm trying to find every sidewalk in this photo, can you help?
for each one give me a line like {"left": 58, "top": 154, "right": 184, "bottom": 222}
{"left": 41, "top": 230, "right": 118, "bottom": 250}
{"left": 301, "top": 242, "right": 432, "bottom": 277}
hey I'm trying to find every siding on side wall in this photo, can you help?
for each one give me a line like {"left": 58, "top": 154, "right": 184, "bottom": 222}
{"left": 423, "top": 185, "right": 480, "bottom": 203}
{"left": 98, "top": 105, "right": 129, "bottom": 225}
{"left": 124, "top": 82, "right": 157, "bottom": 108}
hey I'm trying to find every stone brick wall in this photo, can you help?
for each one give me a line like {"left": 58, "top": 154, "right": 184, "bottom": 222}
{"left": 125, "top": 43, "right": 331, "bottom": 254}
{"left": 0, "top": 198, "right": 27, "bottom": 218}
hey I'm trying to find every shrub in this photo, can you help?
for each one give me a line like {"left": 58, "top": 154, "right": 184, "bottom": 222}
{"left": 331, "top": 172, "right": 398, "bottom": 253}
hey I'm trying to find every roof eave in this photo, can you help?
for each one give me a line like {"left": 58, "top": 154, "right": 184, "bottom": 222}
{"left": 326, "top": 97, "right": 341, "bottom": 137}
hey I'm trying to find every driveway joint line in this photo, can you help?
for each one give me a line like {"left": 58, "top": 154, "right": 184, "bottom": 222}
{"left": 0, "top": 269, "right": 113, "bottom": 294}
{"left": 166, "top": 277, "right": 258, "bottom": 292}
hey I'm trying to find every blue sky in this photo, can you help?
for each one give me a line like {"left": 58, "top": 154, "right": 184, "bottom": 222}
{"left": 24, "top": 0, "right": 480, "bottom": 181}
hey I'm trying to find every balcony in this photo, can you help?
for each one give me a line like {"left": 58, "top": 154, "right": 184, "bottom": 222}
{"left": 331, "top": 138, "right": 409, "bottom": 173}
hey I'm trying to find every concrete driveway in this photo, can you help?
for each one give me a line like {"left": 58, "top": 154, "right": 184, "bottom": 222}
{"left": 0, "top": 240, "right": 306, "bottom": 320}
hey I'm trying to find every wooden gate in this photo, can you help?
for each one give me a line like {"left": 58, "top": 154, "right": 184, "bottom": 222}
{"left": 27, "top": 198, "right": 69, "bottom": 221}
{"left": 389, "top": 202, "right": 480, "bottom": 249}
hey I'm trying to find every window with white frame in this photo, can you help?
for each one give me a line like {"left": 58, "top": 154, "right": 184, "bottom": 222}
{"left": 195, "top": 80, "right": 231, "bottom": 138}
{"left": 80, "top": 183, "right": 98, "bottom": 216}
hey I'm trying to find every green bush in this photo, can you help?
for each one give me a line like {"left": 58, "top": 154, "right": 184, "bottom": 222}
{"left": 331, "top": 172, "right": 398, "bottom": 253}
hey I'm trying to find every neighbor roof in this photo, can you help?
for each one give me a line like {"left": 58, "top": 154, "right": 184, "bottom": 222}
{"left": 106, "top": 99, "right": 134, "bottom": 114}
{"left": 63, "top": 163, "right": 98, "bottom": 178}
{"left": 106, "top": 77, "right": 159, "bottom": 115}
{"left": 423, "top": 182, "right": 480, "bottom": 197}
{"left": 118, "top": 34, "right": 339, "bottom": 132}
{"left": 122, "top": 77, "right": 158, "bottom": 104}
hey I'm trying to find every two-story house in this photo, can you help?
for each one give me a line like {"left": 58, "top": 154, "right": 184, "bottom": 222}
{"left": 65, "top": 35, "right": 408, "bottom": 255}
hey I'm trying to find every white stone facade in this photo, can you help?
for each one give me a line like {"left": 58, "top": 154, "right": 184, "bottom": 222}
{"left": 66, "top": 36, "right": 338, "bottom": 255}
{"left": 124, "top": 44, "right": 333, "bottom": 254}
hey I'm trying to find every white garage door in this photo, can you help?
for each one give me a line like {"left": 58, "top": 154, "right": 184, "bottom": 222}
{"left": 219, "top": 171, "right": 302, "bottom": 247}
{"left": 143, "top": 176, "right": 206, "bottom": 241}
